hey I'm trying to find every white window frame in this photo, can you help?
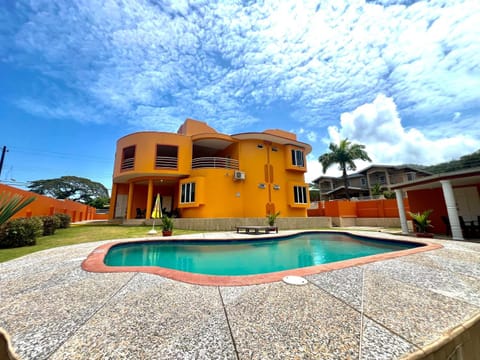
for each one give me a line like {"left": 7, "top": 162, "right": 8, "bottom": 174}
{"left": 180, "top": 182, "right": 196, "bottom": 203}
{"left": 293, "top": 185, "right": 308, "bottom": 204}
{"left": 291, "top": 149, "right": 305, "bottom": 167}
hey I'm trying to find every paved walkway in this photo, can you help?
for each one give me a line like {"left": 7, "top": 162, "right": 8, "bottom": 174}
{"left": 1, "top": 230, "right": 480, "bottom": 359}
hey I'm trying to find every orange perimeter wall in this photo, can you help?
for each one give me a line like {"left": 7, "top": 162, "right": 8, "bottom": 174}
{"left": 308, "top": 198, "right": 410, "bottom": 219}
{"left": 1, "top": 184, "right": 101, "bottom": 222}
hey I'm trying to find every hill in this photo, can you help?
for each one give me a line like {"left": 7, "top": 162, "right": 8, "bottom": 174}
{"left": 413, "top": 149, "right": 480, "bottom": 174}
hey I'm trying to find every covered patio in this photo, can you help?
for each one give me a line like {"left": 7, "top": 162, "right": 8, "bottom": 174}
{"left": 393, "top": 167, "right": 480, "bottom": 240}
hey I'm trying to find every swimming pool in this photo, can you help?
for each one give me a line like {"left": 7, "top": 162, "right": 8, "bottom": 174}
{"left": 82, "top": 231, "right": 440, "bottom": 285}
{"left": 104, "top": 232, "right": 420, "bottom": 276}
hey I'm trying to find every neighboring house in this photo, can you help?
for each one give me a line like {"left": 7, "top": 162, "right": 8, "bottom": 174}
{"left": 313, "top": 165, "right": 432, "bottom": 200}
{"left": 109, "top": 118, "right": 312, "bottom": 220}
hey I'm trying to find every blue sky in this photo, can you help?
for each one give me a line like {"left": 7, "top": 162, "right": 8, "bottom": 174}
{"left": 1, "top": 0, "right": 479, "bottom": 192}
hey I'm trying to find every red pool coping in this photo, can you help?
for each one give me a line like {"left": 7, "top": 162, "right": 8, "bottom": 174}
{"left": 81, "top": 233, "right": 443, "bottom": 286}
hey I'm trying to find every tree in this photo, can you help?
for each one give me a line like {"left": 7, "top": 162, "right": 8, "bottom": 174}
{"left": 0, "top": 191, "right": 36, "bottom": 226}
{"left": 28, "top": 176, "right": 109, "bottom": 206}
{"left": 318, "top": 139, "right": 371, "bottom": 200}
{"left": 371, "top": 183, "right": 383, "bottom": 197}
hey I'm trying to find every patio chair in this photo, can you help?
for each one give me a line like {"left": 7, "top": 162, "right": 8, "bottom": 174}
{"left": 0, "top": 328, "right": 19, "bottom": 360}
{"left": 441, "top": 216, "right": 451, "bottom": 236}
{"left": 459, "top": 216, "right": 474, "bottom": 238}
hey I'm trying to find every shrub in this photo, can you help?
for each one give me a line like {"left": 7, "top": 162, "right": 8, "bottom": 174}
{"left": 383, "top": 190, "right": 396, "bottom": 199}
{"left": 54, "top": 213, "right": 71, "bottom": 229}
{"left": 0, "top": 217, "right": 43, "bottom": 248}
{"left": 41, "top": 215, "right": 61, "bottom": 236}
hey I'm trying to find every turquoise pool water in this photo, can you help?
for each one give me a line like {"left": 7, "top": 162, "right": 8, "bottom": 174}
{"left": 104, "top": 232, "right": 420, "bottom": 276}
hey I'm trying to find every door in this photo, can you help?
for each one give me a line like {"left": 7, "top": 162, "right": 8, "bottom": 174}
{"left": 115, "top": 194, "right": 128, "bottom": 218}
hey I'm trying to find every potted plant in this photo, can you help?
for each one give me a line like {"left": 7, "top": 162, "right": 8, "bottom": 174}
{"left": 408, "top": 209, "right": 434, "bottom": 238}
{"left": 266, "top": 211, "right": 280, "bottom": 227}
{"left": 161, "top": 216, "right": 174, "bottom": 236}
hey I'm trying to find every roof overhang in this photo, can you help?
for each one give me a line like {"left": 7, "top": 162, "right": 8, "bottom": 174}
{"left": 326, "top": 186, "right": 369, "bottom": 195}
{"left": 191, "top": 134, "right": 237, "bottom": 151}
{"left": 357, "top": 164, "right": 432, "bottom": 176}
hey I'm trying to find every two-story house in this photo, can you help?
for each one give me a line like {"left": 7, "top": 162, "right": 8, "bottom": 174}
{"left": 109, "top": 118, "right": 312, "bottom": 220}
{"left": 313, "top": 165, "right": 432, "bottom": 200}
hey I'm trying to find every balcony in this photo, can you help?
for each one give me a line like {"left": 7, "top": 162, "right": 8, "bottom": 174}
{"left": 155, "top": 156, "right": 178, "bottom": 169}
{"left": 192, "top": 157, "right": 239, "bottom": 169}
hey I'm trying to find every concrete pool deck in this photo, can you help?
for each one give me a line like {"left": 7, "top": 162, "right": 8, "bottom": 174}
{"left": 1, "top": 230, "right": 480, "bottom": 359}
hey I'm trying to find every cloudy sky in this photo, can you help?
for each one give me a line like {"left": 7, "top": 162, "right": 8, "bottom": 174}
{"left": 1, "top": 0, "right": 479, "bottom": 190}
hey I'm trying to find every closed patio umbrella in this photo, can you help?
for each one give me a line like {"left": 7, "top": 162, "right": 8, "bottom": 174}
{"left": 148, "top": 193, "right": 162, "bottom": 234}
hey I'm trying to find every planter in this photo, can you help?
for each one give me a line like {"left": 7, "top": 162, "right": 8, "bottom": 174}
{"left": 415, "top": 232, "right": 434, "bottom": 238}
{"left": 162, "top": 230, "right": 173, "bottom": 237}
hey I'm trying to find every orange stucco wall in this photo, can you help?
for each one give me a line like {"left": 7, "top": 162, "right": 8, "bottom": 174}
{"left": 308, "top": 198, "right": 410, "bottom": 220}
{"left": 323, "top": 200, "right": 357, "bottom": 218}
{"left": 1, "top": 184, "right": 99, "bottom": 222}
{"left": 407, "top": 188, "right": 449, "bottom": 235}
{"left": 113, "top": 132, "right": 192, "bottom": 180}
{"left": 111, "top": 119, "right": 311, "bottom": 219}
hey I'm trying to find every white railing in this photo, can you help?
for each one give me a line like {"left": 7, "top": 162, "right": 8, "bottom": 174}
{"left": 155, "top": 156, "right": 178, "bottom": 169}
{"left": 192, "top": 157, "right": 239, "bottom": 169}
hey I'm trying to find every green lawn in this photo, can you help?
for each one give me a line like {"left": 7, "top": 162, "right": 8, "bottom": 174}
{"left": 0, "top": 223, "right": 198, "bottom": 263}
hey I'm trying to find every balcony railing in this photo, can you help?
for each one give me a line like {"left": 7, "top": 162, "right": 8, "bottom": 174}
{"left": 121, "top": 158, "right": 134, "bottom": 170}
{"left": 156, "top": 156, "right": 178, "bottom": 169}
{"left": 192, "top": 157, "right": 239, "bottom": 169}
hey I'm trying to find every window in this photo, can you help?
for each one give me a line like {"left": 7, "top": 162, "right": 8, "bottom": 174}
{"left": 360, "top": 178, "right": 367, "bottom": 186}
{"left": 180, "top": 182, "right": 195, "bottom": 203}
{"left": 378, "top": 175, "right": 386, "bottom": 184}
{"left": 156, "top": 145, "right": 178, "bottom": 168}
{"left": 121, "top": 146, "right": 135, "bottom": 170}
{"left": 293, "top": 185, "right": 307, "bottom": 204}
{"left": 407, "top": 172, "right": 416, "bottom": 181}
{"left": 291, "top": 149, "right": 305, "bottom": 167}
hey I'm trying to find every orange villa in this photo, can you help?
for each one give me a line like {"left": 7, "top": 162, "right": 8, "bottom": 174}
{"left": 109, "top": 118, "right": 312, "bottom": 220}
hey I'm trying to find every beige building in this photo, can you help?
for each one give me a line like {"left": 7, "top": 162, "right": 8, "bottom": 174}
{"left": 313, "top": 165, "right": 432, "bottom": 200}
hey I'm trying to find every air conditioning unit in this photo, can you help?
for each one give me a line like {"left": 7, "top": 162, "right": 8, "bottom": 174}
{"left": 234, "top": 170, "right": 246, "bottom": 180}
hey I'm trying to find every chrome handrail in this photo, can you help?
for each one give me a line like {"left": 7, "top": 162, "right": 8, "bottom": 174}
{"left": 192, "top": 157, "right": 239, "bottom": 169}
{"left": 156, "top": 156, "right": 178, "bottom": 168}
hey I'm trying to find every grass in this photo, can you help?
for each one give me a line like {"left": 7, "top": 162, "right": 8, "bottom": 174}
{"left": 0, "top": 223, "right": 199, "bottom": 263}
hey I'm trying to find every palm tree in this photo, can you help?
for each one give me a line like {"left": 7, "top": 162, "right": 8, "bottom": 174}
{"left": 318, "top": 139, "right": 371, "bottom": 200}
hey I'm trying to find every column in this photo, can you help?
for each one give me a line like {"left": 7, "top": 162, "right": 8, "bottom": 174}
{"left": 146, "top": 179, "right": 153, "bottom": 220}
{"left": 109, "top": 183, "right": 118, "bottom": 220}
{"left": 440, "top": 180, "right": 464, "bottom": 240}
{"left": 395, "top": 189, "right": 409, "bottom": 234}
{"left": 366, "top": 171, "right": 372, "bottom": 197}
{"left": 385, "top": 170, "right": 391, "bottom": 187}
{"left": 126, "top": 182, "right": 134, "bottom": 220}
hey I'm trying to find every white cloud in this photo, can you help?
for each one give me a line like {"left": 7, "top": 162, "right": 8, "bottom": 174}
{"left": 326, "top": 94, "right": 480, "bottom": 166}
{"left": 1, "top": 0, "right": 479, "bottom": 145}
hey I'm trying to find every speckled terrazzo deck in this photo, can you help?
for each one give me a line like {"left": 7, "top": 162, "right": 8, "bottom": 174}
{"left": 1, "top": 230, "right": 479, "bottom": 359}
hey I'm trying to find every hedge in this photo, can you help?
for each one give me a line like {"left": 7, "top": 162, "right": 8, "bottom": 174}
{"left": 0, "top": 217, "right": 43, "bottom": 248}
